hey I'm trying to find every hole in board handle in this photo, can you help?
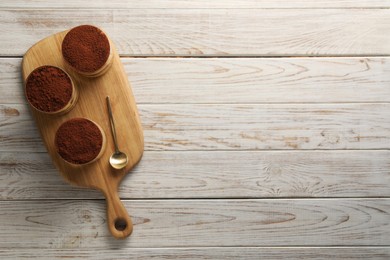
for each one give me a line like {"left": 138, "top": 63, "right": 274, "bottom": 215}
{"left": 114, "top": 218, "right": 127, "bottom": 231}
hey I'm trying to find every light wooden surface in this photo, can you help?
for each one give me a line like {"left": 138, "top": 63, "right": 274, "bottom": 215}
{"left": 3, "top": 58, "right": 390, "bottom": 104}
{"left": 0, "top": 199, "right": 388, "bottom": 247}
{"left": 2, "top": 103, "right": 389, "bottom": 151}
{"left": 1, "top": 151, "right": 389, "bottom": 199}
{"left": 0, "top": 1, "right": 389, "bottom": 259}
{"left": 1, "top": 9, "right": 390, "bottom": 56}
{"left": 22, "top": 30, "right": 144, "bottom": 239}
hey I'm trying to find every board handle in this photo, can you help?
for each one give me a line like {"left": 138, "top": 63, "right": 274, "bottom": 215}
{"left": 105, "top": 191, "right": 133, "bottom": 239}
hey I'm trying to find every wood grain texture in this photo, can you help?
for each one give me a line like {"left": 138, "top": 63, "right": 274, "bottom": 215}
{"left": 1, "top": 9, "right": 389, "bottom": 56}
{"left": 1, "top": 0, "right": 389, "bottom": 256}
{"left": 2, "top": 0, "right": 390, "bottom": 9}
{"left": 1, "top": 151, "right": 389, "bottom": 199}
{"left": 1, "top": 247, "right": 389, "bottom": 260}
{"left": 0, "top": 199, "right": 388, "bottom": 248}
{"left": 2, "top": 57, "right": 390, "bottom": 104}
{"left": 141, "top": 103, "right": 389, "bottom": 150}
{"left": 1, "top": 103, "right": 389, "bottom": 151}
{"left": 22, "top": 29, "right": 145, "bottom": 239}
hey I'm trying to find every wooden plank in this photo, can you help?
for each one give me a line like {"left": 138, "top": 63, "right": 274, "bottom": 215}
{"left": 0, "top": 199, "right": 388, "bottom": 248}
{"left": 1, "top": 247, "right": 389, "bottom": 260}
{"left": 3, "top": 57, "right": 390, "bottom": 104}
{"left": 2, "top": 0, "right": 390, "bottom": 9}
{"left": 126, "top": 57, "right": 390, "bottom": 103}
{"left": 141, "top": 103, "right": 389, "bottom": 150}
{"left": 0, "top": 58, "right": 22, "bottom": 104}
{"left": 1, "top": 103, "right": 389, "bottom": 151}
{"left": 1, "top": 151, "right": 389, "bottom": 199}
{"left": 1, "top": 9, "right": 389, "bottom": 56}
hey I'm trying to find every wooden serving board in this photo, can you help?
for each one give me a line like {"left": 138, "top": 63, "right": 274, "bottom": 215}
{"left": 21, "top": 29, "right": 144, "bottom": 239}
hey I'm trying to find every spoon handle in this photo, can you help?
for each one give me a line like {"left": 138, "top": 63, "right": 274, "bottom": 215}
{"left": 106, "top": 96, "right": 120, "bottom": 153}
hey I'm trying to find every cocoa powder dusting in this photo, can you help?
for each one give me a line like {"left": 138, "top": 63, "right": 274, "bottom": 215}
{"left": 62, "top": 25, "right": 110, "bottom": 73}
{"left": 25, "top": 66, "right": 73, "bottom": 112}
{"left": 55, "top": 118, "right": 103, "bottom": 164}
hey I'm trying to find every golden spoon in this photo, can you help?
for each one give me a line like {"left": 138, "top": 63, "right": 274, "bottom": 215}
{"left": 106, "top": 96, "right": 128, "bottom": 170}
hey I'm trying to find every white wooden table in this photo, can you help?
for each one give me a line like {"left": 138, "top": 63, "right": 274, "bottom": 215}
{"left": 0, "top": 1, "right": 389, "bottom": 259}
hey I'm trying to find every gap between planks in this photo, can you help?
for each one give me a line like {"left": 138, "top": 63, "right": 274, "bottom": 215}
{"left": 3, "top": 55, "right": 390, "bottom": 58}
{"left": 0, "top": 247, "right": 389, "bottom": 260}
{"left": 4, "top": 102, "right": 390, "bottom": 105}
{"left": 1, "top": 197, "right": 390, "bottom": 202}
{"left": 1, "top": 0, "right": 390, "bottom": 9}
{"left": 0, "top": 246, "right": 388, "bottom": 249}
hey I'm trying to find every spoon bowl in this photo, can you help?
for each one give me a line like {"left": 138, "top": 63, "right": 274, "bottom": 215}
{"left": 109, "top": 152, "right": 128, "bottom": 170}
